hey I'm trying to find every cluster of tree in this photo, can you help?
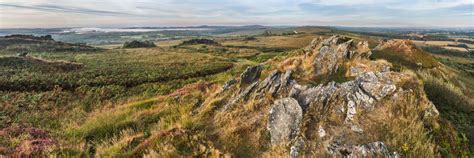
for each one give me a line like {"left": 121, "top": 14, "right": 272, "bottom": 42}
{"left": 262, "top": 30, "right": 273, "bottom": 36}
{"left": 4, "top": 34, "right": 53, "bottom": 41}
{"left": 123, "top": 40, "right": 156, "bottom": 48}
{"left": 179, "top": 39, "right": 220, "bottom": 46}
{"left": 447, "top": 43, "right": 469, "bottom": 49}
{"left": 420, "top": 34, "right": 455, "bottom": 41}
{"left": 282, "top": 31, "right": 299, "bottom": 35}
{"left": 244, "top": 36, "right": 257, "bottom": 41}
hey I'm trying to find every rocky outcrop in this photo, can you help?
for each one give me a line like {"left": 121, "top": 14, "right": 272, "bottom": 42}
{"left": 224, "top": 69, "right": 294, "bottom": 110}
{"left": 214, "top": 35, "right": 439, "bottom": 157}
{"left": 346, "top": 60, "right": 391, "bottom": 77}
{"left": 304, "top": 35, "right": 373, "bottom": 78}
{"left": 0, "top": 34, "right": 99, "bottom": 52}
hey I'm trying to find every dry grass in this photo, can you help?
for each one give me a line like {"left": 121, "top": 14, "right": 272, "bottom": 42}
{"left": 366, "top": 92, "right": 437, "bottom": 157}
{"left": 418, "top": 71, "right": 473, "bottom": 156}
{"left": 222, "top": 34, "right": 317, "bottom": 49}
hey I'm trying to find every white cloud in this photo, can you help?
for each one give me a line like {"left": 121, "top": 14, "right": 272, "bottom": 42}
{"left": 386, "top": 0, "right": 472, "bottom": 10}
{"left": 0, "top": 0, "right": 472, "bottom": 28}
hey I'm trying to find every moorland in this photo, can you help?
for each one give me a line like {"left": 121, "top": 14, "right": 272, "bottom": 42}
{"left": 0, "top": 26, "right": 473, "bottom": 157}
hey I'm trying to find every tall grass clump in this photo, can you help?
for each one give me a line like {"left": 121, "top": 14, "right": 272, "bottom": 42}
{"left": 418, "top": 71, "right": 473, "bottom": 156}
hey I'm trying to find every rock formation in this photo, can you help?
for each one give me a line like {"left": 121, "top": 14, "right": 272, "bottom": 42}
{"left": 303, "top": 35, "right": 373, "bottom": 78}
{"left": 267, "top": 98, "right": 303, "bottom": 144}
{"left": 211, "top": 35, "right": 439, "bottom": 157}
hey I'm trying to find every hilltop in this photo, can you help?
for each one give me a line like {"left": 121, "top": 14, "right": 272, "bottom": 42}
{"left": 0, "top": 34, "right": 99, "bottom": 52}
{"left": 52, "top": 36, "right": 467, "bottom": 157}
{"left": 372, "top": 40, "right": 439, "bottom": 69}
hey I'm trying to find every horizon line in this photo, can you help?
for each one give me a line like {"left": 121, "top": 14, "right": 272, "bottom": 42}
{"left": 1, "top": 25, "right": 474, "bottom": 30}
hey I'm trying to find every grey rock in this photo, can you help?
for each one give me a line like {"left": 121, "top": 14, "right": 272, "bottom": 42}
{"left": 267, "top": 98, "right": 303, "bottom": 144}
{"left": 222, "top": 79, "right": 237, "bottom": 92}
{"left": 305, "top": 35, "right": 374, "bottom": 78}
{"left": 240, "top": 65, "right": 263, "bottom": 87}
{"left": 290, "top": 137, "right": 305, "bottom": 158}
{"left": 223, "top": 81, "right": 259, "bottom": 110}
{"left": 327, "top": 141, "right": 397, "bottom": 158}
{"left": 289, "top": 71, "right": 399, "bottom": 132}
{"left": 17, "top": 52, "right": 28, "bottom": 57}
{"left": 423, "top": 101, "right": 439, "bottom": 120}
{"left": 223, "top": 70, "right": 295, "bottom": 111}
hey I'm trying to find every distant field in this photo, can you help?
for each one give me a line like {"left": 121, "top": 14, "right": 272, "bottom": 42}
{"left": 433, "top": 54, "right": 474, "bottom": 64}
{"left": 0, "top": 47, "right": 234, "bottom": 130}
{"left": 444, "top": 46, "right": 469, "bottom": 52}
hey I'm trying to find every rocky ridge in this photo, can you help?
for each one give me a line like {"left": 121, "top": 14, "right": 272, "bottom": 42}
{"left": 210, "top": 35, "right": 439, "bottom": 157}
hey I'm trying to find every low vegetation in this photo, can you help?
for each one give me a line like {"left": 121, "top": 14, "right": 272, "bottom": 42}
{"left": 0, "top": 35, "right": 99, "bottom": 52}
{"left": 179, "top": 39, "right": 220, "bottom": 46}
{"left": 419, "top": 71, "right": 473, "bottom": 156}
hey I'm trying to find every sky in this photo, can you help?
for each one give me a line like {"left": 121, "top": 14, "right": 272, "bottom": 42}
{"left": 0, "top": 0, "right": 473, "bottom": 28}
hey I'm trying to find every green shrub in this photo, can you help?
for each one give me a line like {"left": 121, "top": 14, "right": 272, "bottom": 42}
{"left": 123, "top": 40, "right": 156, "bottom": 48}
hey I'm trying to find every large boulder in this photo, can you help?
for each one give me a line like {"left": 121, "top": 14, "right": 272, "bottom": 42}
{"left": 267, "top": 98, "right": 303, "bottom": 144}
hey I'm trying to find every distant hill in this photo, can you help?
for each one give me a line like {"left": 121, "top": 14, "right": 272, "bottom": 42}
{"left": 0, "top": 34, "right": 99, "bottom": 52}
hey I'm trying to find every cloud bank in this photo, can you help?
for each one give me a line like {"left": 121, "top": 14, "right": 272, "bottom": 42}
{"left": 0, "top": 0, "right": 472, "bottom": 28}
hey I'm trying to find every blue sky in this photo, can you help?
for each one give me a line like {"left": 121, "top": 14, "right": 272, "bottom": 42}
{"left": 0, "top": 0, "right": 472, "bottom": 28}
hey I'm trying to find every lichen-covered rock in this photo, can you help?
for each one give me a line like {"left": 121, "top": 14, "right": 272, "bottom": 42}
{"left": 211, "top": 35, "right": 440, "bottom": 157}
{"left": 240, "top": 65, "right": 263, "bottom": 87}
{"left": 304, "top": 35, "right": 373, "bottom": 78}
{"left": 17, "top": 52, "right": 28, "bottom": 57}
{"left": 224, "top": 70, "right": 295, "bottom": 110}
{"left": 267, "top": 98, "right": 303, "bottom": 144}
{"left": 290, "top": 137, "right": 305, "bottom": 158}
{"left": 327, "top": 141, "right": 399, "bottom": 158}
{"left": 347, "top": 60, "right": 391, "bottom": 77}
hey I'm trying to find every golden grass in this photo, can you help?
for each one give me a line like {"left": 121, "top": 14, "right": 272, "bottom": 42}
{"left": 366, "top": 92, "right": 437, "bottom": 157}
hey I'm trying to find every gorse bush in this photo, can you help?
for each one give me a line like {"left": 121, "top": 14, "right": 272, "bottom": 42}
{"left": 123, "top": 40, "right": 156, "bottom": 48}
